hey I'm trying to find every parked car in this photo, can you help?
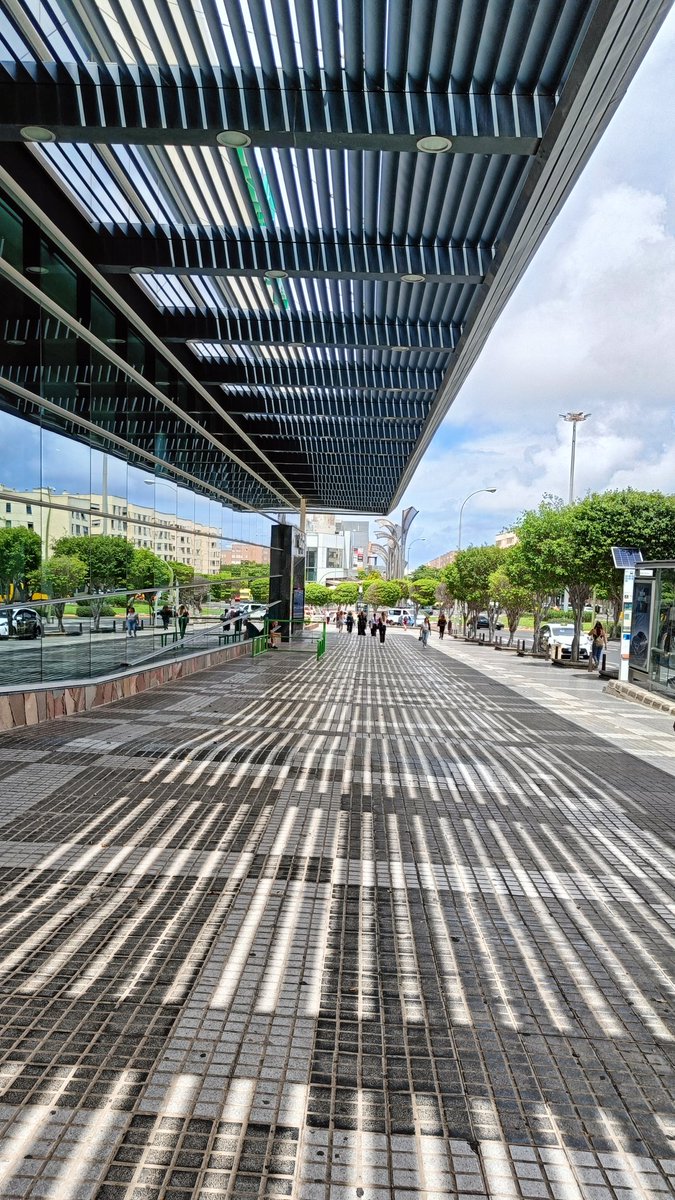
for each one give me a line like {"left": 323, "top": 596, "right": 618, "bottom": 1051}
{"left": 12, "top": 606, "right": 44, "bottom": 639}
{"left": 476, "top": 613, "right": 504, "bottom": 630}
{"left": 538, "top": 622, "right": 591, "bottom": 659}
{"left": 0, "top": 606, "right": 44, "bottom": 640}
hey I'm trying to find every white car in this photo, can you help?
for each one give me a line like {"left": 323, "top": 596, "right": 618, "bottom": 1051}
{"left": 539, "top": 622, "right": 592, "bottom": 659}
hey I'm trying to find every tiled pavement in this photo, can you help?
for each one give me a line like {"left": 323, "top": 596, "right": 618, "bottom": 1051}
{"left": 0, "top": 636, "right": 673, "bottom": 1200}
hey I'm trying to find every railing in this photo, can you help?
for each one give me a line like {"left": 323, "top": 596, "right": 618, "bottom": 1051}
{"left": 316, "top": 623, "right": 327, "bottom": 660}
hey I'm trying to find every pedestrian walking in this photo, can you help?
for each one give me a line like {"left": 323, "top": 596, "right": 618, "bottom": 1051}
{"left": 178, "top": 604, "right": 190, "bottom": 639}
{"left": 437, "top": 612, "right": 447, "bottom": 640}
{"left": 369, "top": 614, "right": 378, "bottom": 637}
{"left": 357, "top": 610, "right": 367, "bottom": 636}
{"left": 160, "top": 603, "right": 172, "bottom": 631}
{"left": 345, "top": 610, "right": 354, "bottom": 634}
{"left": 588, "top": 620, "right": 607, "bottom": 670}
{"left": 402, "top": 613, "right": 409, "bottom": 631}
{"left": 336, "top": 609, "right": 344, "bottom": 632}
{"left": 125, "top": 605, "right": 138, "bottom": 638}
{"left": 377, "top": 611, "right": 387, "bottom": 644}
{"left": 419, "top": 615, "right": 431, "bottom": 647}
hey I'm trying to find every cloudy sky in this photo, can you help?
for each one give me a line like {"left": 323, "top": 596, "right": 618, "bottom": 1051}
{"left": 401, "top": 6, "right": 675, "bottom": 568}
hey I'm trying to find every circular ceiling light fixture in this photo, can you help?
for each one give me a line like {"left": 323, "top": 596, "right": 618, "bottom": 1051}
{"left": 400, "top": 272, "right": 425, "bottom": 284}
{"left": 20, "top": 125, "right": 56, "bottom": 143}
{"left": 416, "top": 134, "right": 452, "bottom": 153}
{"left": 130, "top": 266, "right": 154, "bottom": 275}
{"left": 264, "top": 269, "right": 288, "bottom": 280}
{"left": 7, "top": 338, "right": 26, "bottom": 346}
{"left": 217, "top": 130, "right": 252, "bottom": 148}
{"left": 25, "top": 265, "right": 48, "bottom": 275}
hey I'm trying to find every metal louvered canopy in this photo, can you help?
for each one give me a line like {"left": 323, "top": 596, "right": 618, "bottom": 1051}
{"left": 0, "top": 0, "right": 669, "bottom": 513}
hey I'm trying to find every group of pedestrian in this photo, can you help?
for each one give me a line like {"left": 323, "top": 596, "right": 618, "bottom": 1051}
{"left": 335, "top": 608, "right": 388, "bottom": 643}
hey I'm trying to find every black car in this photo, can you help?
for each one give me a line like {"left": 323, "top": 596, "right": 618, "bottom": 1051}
{"left": 476, "top": 613, "right": 504, "bottom": 630}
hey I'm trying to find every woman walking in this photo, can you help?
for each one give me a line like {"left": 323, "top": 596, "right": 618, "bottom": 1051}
{"left": 437, "top": 612, "right": 447, "bottom": 640}
{"left": 420, "top": 615, "right": 431, "bottom": 647}
{"left": 369, "top": 613, "right": 378, "bottom": 637}
{"left": 357, "top": 610, "right": 368, "bottom": 636}
{"left": 345, "top": 610, "right": 354, "bottom": 634}
{"left": 178, "top": 604, "right": 190, "bottom": 640}
{"left": 377, "top": 611, "right": 387, "bottom": 644}
{"left": 588, "top": 620, "right": 607, "bottom": 670}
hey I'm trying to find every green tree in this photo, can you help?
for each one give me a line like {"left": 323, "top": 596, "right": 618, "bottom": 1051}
{"left": 488, "top": 558, "right": 532, "bottom": 646}
{"left": 445, "top": 546, "right": 504, "bottom": 636}
{"left": 331, "top": 582, "right": 359, "bottom": 606}
{"left": 409, "top": 576, "right": 440, "bottom": 613}
{"left": 127, "top": 549, "right": 173, "bottom": 615}
{"left": 250, "top": 576, "right": 270, "bottom": 604}
{"left": 34, "top": 554, "right": 88, "bottom": 633}
{"left": 0, "top": 526, "right": 42, "bottom": 602}
{"left": 391, "top": 578, "right": 409, "bottom": 600}
{"left": 53, "top": 534, "right": 135, "bottom": 630}
{"left": 511, "top": 503, "right": 569, "bottom": 652}
{"left": 305, "top": 582, "right": 331, "bottom": 607}
{"left": 514, "top": 499, "right": 598, "bottom": 658}
{"left": 166, "top": 560, "right": 199, "bottom": 605}
{"left": 365, "top": 580, "right": 401, "bottom": 608}
{"left": 408, "top": 563, "right": 444, "bottom": 582}
{"left": 572, "top": 490, "right": 675, "bottom": 631}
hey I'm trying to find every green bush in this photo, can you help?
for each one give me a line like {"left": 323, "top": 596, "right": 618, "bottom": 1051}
{"left": 75, "top": 602, "right": 117, "bottom": 617}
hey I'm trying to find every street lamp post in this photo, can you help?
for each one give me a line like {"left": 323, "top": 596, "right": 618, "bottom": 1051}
{"left": 560, "top": 412, "right": 590, "bottom": 504}
{"left": 405, "top": 537, "right": 426, "bottom": 572}
{"left": 457, "top": 488, "right": 497, "bottom": 552}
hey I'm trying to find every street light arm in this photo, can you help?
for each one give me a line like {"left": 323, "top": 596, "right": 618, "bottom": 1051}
{"left": 457, "top": 488, "right": 497, "bottom": 552}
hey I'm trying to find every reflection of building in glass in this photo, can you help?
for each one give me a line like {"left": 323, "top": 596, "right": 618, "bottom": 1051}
{"left": 0, "top": 486, "right": 222, "bottom": 575}
{"left": 221, "top": 542, "right": 270, "bottom": 567}
{"left": 304, "top": 514, "right": 370, "bottom": 584}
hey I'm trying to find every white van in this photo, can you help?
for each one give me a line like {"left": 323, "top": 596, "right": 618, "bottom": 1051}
{"left": 388, "top": 608, "right": 413, "bottom": 626}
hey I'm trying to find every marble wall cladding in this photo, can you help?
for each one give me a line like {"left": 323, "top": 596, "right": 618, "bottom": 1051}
{"left": 0, "top": 642, "right": 251, "bottom": 733}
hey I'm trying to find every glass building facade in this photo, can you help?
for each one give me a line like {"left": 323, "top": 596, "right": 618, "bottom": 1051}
{"left": 0, "top": 194, "right": 274, "bottom": 690}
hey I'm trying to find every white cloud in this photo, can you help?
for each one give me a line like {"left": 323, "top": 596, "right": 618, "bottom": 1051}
{"left": 399, "top": 8, "right": 675, "bottom": 566}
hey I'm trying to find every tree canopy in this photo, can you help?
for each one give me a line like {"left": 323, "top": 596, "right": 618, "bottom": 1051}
{"left": 330, "top": 582, "right": 359, "bottom": 605}
{"left": 305, "top": 582, "right": 331, "bottom": 607}
{"left": 33, "top": 554, "right": 88, "bottom": 632}
{"left": 0, "top": 527, "right": 42, "bottom": 601}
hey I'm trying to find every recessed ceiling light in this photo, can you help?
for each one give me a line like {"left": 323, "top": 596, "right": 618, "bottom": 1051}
{"left": 264, "top": 269, "right": 288, "bottom": 280}
{"left": 400, "top": 273, "right": 425, "bottom": 284}
{"left": 108, "top": 337, "right": 125, "bottom": 344}
{"left": 7, "top": 338, "right": 26, "bottom": 346}
{"left": 20, "top": 125, "right": 55, "bottom": 143}
{"left": 416, "top": 134, "right": 452, "bottom": 153}
{"left": 25, "top": 265, "right": 48, "bottom": 275}
{"left": 130, "top": 266, "right": 154, "bottom": 275}
{"left": 217, "top": 130, "right": 252, "bottom": 148}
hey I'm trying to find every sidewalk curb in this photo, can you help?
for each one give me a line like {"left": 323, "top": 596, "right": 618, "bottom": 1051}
{"left": 605, "top": 679, "right": 675, "bottom": 718}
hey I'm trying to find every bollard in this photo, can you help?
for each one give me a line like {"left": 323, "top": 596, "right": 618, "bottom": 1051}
{"left": 601, "top": 650, "right": 607, "bottom": 673}
{"left": 79, "top": 622, "right": 82, "bottom": 634}
{"left": 112, "top": 619, "right": 116, "bottom": 633}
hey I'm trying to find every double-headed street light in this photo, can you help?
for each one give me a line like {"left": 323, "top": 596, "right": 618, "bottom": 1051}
{"left": 457, "top": 488, "right": 497, "bottom": 552}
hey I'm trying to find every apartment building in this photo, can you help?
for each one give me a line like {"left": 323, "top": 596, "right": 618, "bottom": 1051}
{"left": 0, "top": 486, "right": 223, "bottom": 575}
{"left": 220, "top": 542, "right": 270, "bottom": 567}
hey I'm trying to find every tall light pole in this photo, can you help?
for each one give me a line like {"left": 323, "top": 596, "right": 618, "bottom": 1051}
{"left": 458, "top": 488, "right": 497, "bottom": 551}
{"left": 405, "top": 537, "right": 426, "bottom": 572}
{"left": 560, "top": 412, "right": 590, "bottom": 504}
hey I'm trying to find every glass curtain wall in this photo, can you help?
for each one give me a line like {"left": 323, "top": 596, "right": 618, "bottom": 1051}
{"left": 0, "top": 194, "right": 276, "bottom": 689}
